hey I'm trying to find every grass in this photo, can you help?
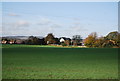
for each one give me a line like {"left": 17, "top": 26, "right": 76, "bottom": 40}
{"left": 2, "top": 44, "right": 86, "bottom": 48}
{"left": 2, "top": 44, "right": 118, "bottom": 79}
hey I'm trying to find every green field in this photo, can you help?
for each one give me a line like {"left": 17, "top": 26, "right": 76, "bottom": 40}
{"left": 2, "top": 45, "right": 118, "bottom": 79}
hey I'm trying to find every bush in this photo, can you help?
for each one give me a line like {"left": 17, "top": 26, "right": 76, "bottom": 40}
{"left": 61, "top": 43, "right": 67, "bottom": 46}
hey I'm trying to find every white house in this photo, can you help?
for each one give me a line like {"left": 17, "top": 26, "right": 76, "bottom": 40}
{"left": 60, "top": 38, "right": 65, "bottom": 43}
{"left": 1, "top": 40, "right": 7, "bottom": 44}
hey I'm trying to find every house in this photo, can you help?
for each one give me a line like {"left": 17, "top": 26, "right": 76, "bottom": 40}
{"left": 9, "top": 40, "right": 15, "bottom": 44}
{"left": 59, "top": 37, "right": 71, "bottom": 46}
{"left": 60, "top": 38, "right": 65, "bottom": 43}
{"left": 59, "top": 37, "right": 71, "bottom": 42}
{"left": 1, "top": 40, "right": 7, "bottom": 44}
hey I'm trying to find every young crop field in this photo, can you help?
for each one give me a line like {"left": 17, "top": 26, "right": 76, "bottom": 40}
{"left": 2, "top": 44, "right": 118, "bottom": 79}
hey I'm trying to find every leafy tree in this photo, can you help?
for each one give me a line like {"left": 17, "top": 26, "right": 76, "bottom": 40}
{"left": 45, "top": 33, "right": 56, "bottom": 44}
{"left": 64, "top": 39, "right": 70, "bottom": 46}
{"left": 94, "top": 37, "right": 106, "bottom": 47}
{"left": 102, "top": 40, "right": 115, "bottom": 48}
{"left": 106, "top": 31, "right": 119, "bottom": 40}
{"left": 54, "top": 38, "right": 59, "bottom": 44}
{"left": 84, "top": 32, "right": 97, "bottom": 47}
{"left": 105, "top": 31, "right": 120, "bottom": 47}
{"left": 39, "top": 38, "right": 46, "bottom": 45}
{"left": 84, "top": 31, "right": 120, "bottom": 48}
{"left": 25, "top": 36, "right": 41, "bottom": 45}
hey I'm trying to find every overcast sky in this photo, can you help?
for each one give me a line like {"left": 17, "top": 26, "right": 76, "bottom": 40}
{"left": 2, "top": 2, "right": 118, "bottom": 38}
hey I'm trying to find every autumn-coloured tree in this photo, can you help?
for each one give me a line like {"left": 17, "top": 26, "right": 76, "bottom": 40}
{"left": 84, "top": 31, "right": 120, "bottom": 48}
{"left": 102, "top": 40, "right": 115, "bottom": 48}
{"left": 94, "top": 37, "right": 105, "bottom": 47}
{"left": 64, "top": 40, "right": 70, "bottom": 46}
{"left": 84, "top": 32, "right": 97, "bottom": 47}
{"left": 105, "top": 31, "right": 120, "bottom": 47}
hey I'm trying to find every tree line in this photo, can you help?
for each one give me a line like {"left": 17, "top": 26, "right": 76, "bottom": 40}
{"left": 1, "top": 31, "right": 120, "bottom": 48}
{"left": 84, "top": 31, "right": 120, "bottom": 48}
